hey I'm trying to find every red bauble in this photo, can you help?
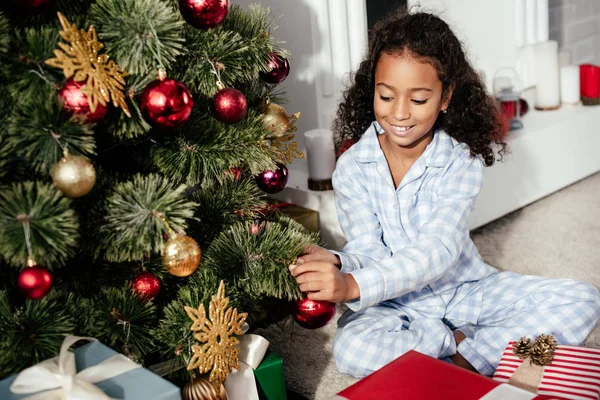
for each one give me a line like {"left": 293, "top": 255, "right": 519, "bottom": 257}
{"left": 179, "top": 0, "right": 229, "bottom": 29}
{"left": 213, "top": 88, "right": 247, "bottom": 124}
{"left": 260, "top": 52, "right": 290, "bottom": 84}
{"left": 18, "top": 265, "right": 53, "bottom": 300}
{"left": 140, "top": 78, "right": 194, "bottom": 129}
{"left": 255, "top": 163, "right": 288, "bottom": 194}
{"left": 131, "top": 271, "right": 161, "bottom": 301}
{"left": 293, "top": 297, "right": 336, "bottom": 329}
{"left": 7, "top": 0, "right": 52, "bottom": 8}
{"left": 59, "top": 79, "right": 109, "bottom": 124}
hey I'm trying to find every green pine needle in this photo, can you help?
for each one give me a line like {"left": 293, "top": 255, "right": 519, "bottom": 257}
{"left": 0, "top": 182, "right": 79, "bottom": 269}
{"left": 205, "top": 217, "right": 320, "bottom": 302}
{"left": 151, "top": 111, "right": 275, "bottom": 187}
{"left": 96, "top": 174, "right": 198, "bottom": 262}
{"left": 7, "top": 90, "right": 96, "bottom": 175}
{"left": 9, "top": 26, "right": 63, "bottom": 100}
{"left": 89, "top": 0, "right": 185, "bottom": 76}
{"left": 0, "top": 11, "right": 9, "bottom": 56}
{"left": 0, "top": 290, "right": 77, "bottom": 379}
{"left": 87, "top": 286, "right": 157, "bottom": 363}
{"left": 188, "top": 176, "right": 265, "bottom": 245}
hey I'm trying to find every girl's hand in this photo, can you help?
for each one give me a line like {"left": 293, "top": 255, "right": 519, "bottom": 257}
{"left": 296, "top": 245, "right": 341, "bottom": 267}
{"left": 289, "top": 261, "right": 359, "bottom": 303}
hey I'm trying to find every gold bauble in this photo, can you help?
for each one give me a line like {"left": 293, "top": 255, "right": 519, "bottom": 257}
{"left": 51, "top": 151, "right": 96, "bottom": 198}
{"left": 162, "top": 234, "right": 202, "bottom": 277}
{"left": 182, "top": 377, "right": 226, "bottom": 400}
{"left": 260, "top": 102, "right": 290, "bottom": 138}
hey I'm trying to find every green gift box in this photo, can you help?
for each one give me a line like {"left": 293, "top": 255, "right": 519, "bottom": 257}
{"left": 254, "top": 351, "right": 287, "bottom": 400}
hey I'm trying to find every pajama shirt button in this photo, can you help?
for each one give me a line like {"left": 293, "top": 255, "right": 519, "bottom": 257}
{"left": 422, "top": 287, "right": 430, "bottom": 294}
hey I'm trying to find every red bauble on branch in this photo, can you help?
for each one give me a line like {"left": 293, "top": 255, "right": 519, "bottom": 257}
{"left": 293, "top": 296, "right": 336, "bottom": 329}
{"left": 260, "top": 52, "right": 290, "bottom": 84}
{"left": 59, "top": 79, "right": 109, "bottom": 124}
{"left": 140, "top": 72, "right": 194, "bottom": 129}
{"left": 18, "top": 259, "right": 53, "bottom": 300}
{"left": 213, "top": 87, "right": 247, "bottom": 124}
{"left": 131, "top": 271, "right": 161, "bottom": 301}
{"left": 255, "top": 162, "right": 288, "bottom": 194}
{"left": 7, "top": 0, "right": 52, "bottom": 9}
{"left": 179, "top": 0, "right": 229, "bottom": 29}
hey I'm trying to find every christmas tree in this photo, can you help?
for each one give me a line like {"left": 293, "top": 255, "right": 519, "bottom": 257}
{"left": 0, "top": 0, "right": 319, "bottom": 385}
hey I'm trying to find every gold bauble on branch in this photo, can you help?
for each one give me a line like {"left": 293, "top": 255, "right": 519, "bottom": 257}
{"left": 51, "top": 150, "right": 96, "bottom": 198}
{"left": 182, "top": 377, "right": 226, "bottom": 400}
{"left": 260, "top": 100, "right": 300, "bottom": 138}
{"left": 162, "top": 234, "right": 202, "bottom": 277}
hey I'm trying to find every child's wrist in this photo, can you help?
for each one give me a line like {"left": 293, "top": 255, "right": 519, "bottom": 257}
{"left": 343, "top": 273, "right": 359, "bottom": 301}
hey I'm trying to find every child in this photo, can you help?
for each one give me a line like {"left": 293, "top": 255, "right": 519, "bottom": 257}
{"left": 289, "top": 10, "right": 600, "bottom": 378}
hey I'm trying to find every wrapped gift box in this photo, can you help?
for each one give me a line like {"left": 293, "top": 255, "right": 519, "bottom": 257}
{"left": 335, "top": 350, "right": 550, "bottom": 400}
{"left": 267, "top": 199, "right": 319, "bottom": 233}
{"left": 493, "top": 340, "right": 600, "bottom": 400}
{"left": 0, "top": 341, "right": 181, "bottom": 400}
{"left": 255, "top": 351, "right": 287, "bottom": 400}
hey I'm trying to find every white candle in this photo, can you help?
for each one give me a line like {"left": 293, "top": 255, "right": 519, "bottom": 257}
{"left": 515, "top": 0, "right": 526, "bottom": 47}
{"left": 535, "top": 40, "right": 560, "bottom": 109}
{"left": 525, "top": 0, "right": 537, "bottom": 45}
{"left": 560, "top": 65, "right": 580, "bottom": 105}
{"left": 536, "top": 0, "right": 549, "bottom": 42}
{"left": 304, "top": 129, "right": 336, "bottom": 181}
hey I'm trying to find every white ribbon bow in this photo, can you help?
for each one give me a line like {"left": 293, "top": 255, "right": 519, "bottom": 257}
{"left": 10, "top": 335, "right": 140, "bottom": 400}
{"left": 224, "top": 334, "right": 270, "bottom": 400}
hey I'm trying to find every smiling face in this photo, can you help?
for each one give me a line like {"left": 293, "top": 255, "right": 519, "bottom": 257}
{"left": 373, "top": 52, "right": 452, "bottom": 151}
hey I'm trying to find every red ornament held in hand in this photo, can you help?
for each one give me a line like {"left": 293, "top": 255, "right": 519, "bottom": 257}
{"left": 255, "top": 163, "right": 288, "bottom": 194}
{"left": 140, "top": 71, "right": 194, "bottom": 129}
{"left": 213, "top": 86, "right": 247, "bottom": 124}
{"left": 59, "top": 79, "right": 109, "bottom": 124}
{"left": 293, "top": 296, "right": 336, "bottom": 329}
{"left": 260, "top": 52, "right": 290, "bottom": 84}
{"left": 131, "top": 271, "right": 161, "bottom": 301}
{"left": 179, "top": 0, "right": 229, "bottom": 29}
{"left": 18, "top": 258, "right": 52, "bottom": 300}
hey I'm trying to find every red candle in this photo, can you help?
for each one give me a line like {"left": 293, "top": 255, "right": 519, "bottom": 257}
{"left": 579, "top": 64, "right": 600, "bottom": 99}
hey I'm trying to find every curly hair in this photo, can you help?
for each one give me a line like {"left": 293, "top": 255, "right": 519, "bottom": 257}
{"left": 333, "top": 10, "right": 507, "bottom": 166}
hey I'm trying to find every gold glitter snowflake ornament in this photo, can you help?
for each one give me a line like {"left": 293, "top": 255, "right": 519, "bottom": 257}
{"left": 184, "top": 281, "right": 248, "bottom": 388}
{"left": 46, "top": 13, "right": 131, "bottom": 117}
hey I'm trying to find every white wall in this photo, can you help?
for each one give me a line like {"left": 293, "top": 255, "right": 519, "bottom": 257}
{"left": 234, "top": 0, "right": 368, "bottom": 157}
{"left": 407, "top": 0, "right": 518, "bottom": 90}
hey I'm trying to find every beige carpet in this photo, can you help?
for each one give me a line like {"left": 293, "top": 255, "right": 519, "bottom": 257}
{"left": 256, "top": 172, "right": 600, "bottom": 399}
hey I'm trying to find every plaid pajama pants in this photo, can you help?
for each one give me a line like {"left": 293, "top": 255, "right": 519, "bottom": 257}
{"left": 332, "top": 271, "right": 600, "bottom": 377}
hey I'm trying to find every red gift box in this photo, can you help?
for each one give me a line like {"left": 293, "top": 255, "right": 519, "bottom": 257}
{"left": 335, "top": 350, "right": 550, "bottom": 400}
{"left": 493, "top": 340, "right": 600, "bottom": 400}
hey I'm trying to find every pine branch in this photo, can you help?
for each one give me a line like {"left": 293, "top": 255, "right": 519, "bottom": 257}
{"left": 174, "top": 6, "right": 274, "bottom": 97}
{"left": 187, "top": 176, "right": 265, "bottom": 245}
{"left": 0, "top": 182, "right": 79, "bottom": 269}
{"left": 0, "top": 290, "right": 76, "bottom": 379}
{"left": 102, "top": 73, "right": 154, "bottom": 140}
{"left": 151, "top": 111, "right": 276, "bottom": 187}
{"left": 6, "top": 88, "right": 96, "bottom": 175}
{"left": 87, "top": 286, "right": 157, "bottom": 363}
{"left": 88, "top": 0, "right": 185, "bottom": 76}
{"left": 205, "top": 217, "right": 320, "bottom": 304}
{"left": 0, "top": 11, "right": 9, "bottom": 56}
{"left": 9, "top": 25, "right": 63, "bottom": 99}
{"left": 95, "top": 174, "right": 198, "bottom": 262}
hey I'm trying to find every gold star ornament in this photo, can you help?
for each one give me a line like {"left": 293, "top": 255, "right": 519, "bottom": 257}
{"left": 184, "top": 281, "right": 248, "bottom": 389}
{"left": 46, "top": 13, "right": 131, "bottom": 117}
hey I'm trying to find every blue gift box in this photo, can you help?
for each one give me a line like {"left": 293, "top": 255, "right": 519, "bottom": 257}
{"left": 0, "top": 341, "right": 181, "bottom": 400}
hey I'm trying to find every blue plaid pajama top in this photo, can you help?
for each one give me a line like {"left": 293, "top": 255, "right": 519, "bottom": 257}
{"left": 332, "top": 121, "right": 497, "bottom": 312}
